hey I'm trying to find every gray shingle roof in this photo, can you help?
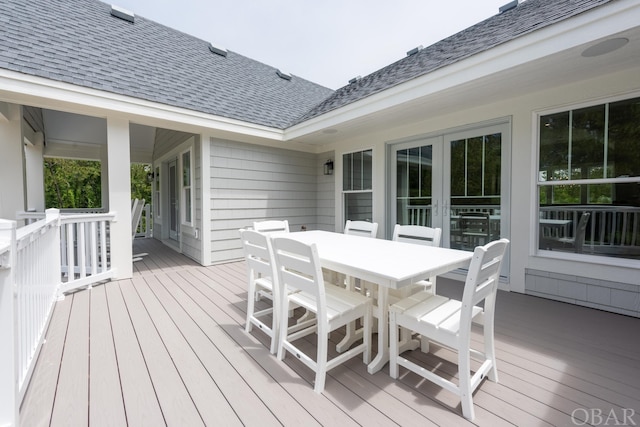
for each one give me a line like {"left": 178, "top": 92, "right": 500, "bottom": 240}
{"left": 0, "top": 0, "right": 615, "bottom": 130}
{"left": 294, "top": 0, "right": 613, "bottom": 124}
{"left": 0, "top": 0, "right": 334, "bottom": 129}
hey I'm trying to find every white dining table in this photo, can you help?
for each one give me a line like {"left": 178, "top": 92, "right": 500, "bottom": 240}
{"left": 282, "top": 230, "right": 473, "bottom": 374}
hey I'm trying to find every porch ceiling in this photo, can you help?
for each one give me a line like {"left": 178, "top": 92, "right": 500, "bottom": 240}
{"left": 42, "top": 109, "right": 156, "bottom": 162}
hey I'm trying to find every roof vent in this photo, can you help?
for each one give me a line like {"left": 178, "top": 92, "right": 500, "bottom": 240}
{"left": 208, "top": 43, "right": 228, "bottom": 57}
{"left": 276, "top": 69, "right": 292, "bottom": 81}
{"left": 406, "top": 45, "right": 423, "bottom": 57}
{"left": 348, "top": 76, "right": 362, "bottom": 84}
{"left": 110, "top": 5, "right": 135, "bottom": 23}
{"left": 499, "top": 0, "right": 519, "bottom": 13}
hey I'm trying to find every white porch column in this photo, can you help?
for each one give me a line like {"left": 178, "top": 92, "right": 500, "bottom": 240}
{"left": 200, "top": 133, "right": 212, "bottom": 265}
{"left": 106, "top": 116, "right": 132, "bottom": 279}
{"left": 0, "top": 103, "right": 25, "bottom": 220}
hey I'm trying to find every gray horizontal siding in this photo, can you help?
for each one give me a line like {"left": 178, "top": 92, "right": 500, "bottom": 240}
{"left": 209, "top": 139, "right": 322, "bottom": 263}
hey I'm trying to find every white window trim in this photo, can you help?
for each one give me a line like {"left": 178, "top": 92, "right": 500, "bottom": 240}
{"left": 341, "top": 147, "right": 374, "bottom": 228}
{"left": 532, "top": 91, "right": 640, "bottom": 268}
{"left": 180, "top": 147, "right": 194, "bottom": 227}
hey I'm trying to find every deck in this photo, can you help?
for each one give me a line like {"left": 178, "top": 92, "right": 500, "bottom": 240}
{"left": 19, "top": 238, "right": 640, "bottom": 426}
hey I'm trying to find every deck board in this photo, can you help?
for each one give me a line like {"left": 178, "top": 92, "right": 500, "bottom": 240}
{"left": 89, "top": 285, "right": 127, "bottom": 427}
{"left": 104, "top": 279, "right": 165, "bottom": 427}
{"left": 19, "top": 297, "right": 72, "bottom": 427}
{"left": 50, "top": 291, "right": 89, "bottom": 426}
{"left": 20, "top": 238, "right": 640, "bottom": 426}
{"left": 118, "top": 278, "right": 205, "bottom": 426}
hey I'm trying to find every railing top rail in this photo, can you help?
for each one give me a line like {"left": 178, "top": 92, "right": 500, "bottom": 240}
{"left": 15, "top": 211, "right": 60, "bottom": 241}
{"left": 59, "top": 212, "right": 117, "bottom": 224}
{"left": 540, "top": 205, "right": 640, "bottom": 213}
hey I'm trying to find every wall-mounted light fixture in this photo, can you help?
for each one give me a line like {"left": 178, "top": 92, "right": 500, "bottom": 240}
{"left": 324, "top": 159, "right": 334, "bottom": 175}
{"left": 146, "top": 171, "right": 155, "bottom": 183}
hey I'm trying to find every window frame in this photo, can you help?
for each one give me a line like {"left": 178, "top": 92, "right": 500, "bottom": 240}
{"left": 180, "top": 148, "right": 194, "bottom": 227}
{"left": 534, "top": 92, "right": 640, "bottom": 264}
{"left": 342, "top": 148, "right": 374, "bottom": 225}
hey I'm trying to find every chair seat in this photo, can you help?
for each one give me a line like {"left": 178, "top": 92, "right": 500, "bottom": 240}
{"left": 390, "top": 290, "right": 483, "bottom": 337}
{"left": 289, "top": 284, "right": 371, "bottom": 324}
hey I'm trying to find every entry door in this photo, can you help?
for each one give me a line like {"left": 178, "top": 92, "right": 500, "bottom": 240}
{"left": 168, "top": 159, "right": 179, "bottom": 242}
{"left": 392, "top": 123, "right": 509, "bottom": 254}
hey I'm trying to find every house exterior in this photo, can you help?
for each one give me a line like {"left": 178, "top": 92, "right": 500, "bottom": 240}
{"left": 1, "top": 0, "right": 639, "bottom": 316}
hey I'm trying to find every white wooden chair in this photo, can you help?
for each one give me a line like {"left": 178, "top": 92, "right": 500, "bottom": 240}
{"left": 392, "top": 224, "right": 442, "bottom": 294}
{"left": 344, "top": 220, "right": 378, "bottom": 238}
{"left": 389, "top": 238, "right": 509, "bottom": 421}
{"left": 239, "top": 228, "right": 315, "bottom": 354}
{"left": 333, "top": 220, "right": 378, "bottom": 351}
{"left": 239, "top": 228, "right": 282, "bottom": 354}
{"left": 272, "top": 236, "right": 372, "bottom": 393}
{"left": 253, "top": 219, "right": 290, "bottom": 234}
{"left": 131, "top": 198, "right": 147, "bottom": 261}
{"left": 540, "top": 212, "right": 590, "bottom": 253}
{"left": 391, "top": 224, "right": 443, "bottom": 350}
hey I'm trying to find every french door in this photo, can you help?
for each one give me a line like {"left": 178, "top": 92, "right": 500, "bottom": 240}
{"left": 391, "top": 122, "right": 510, "bottom": 257}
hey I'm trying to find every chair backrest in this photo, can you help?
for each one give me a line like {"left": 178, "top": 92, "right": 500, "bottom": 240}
{"left": 392, "top": 224, "right": 442, "bottom": 247}
{"left": 239, "top": 228, "right": 278, "bottom": 288}
{"left": 271, "top": 237, "right": 326, "bottom": 317}
{"left": 460, "top": 238, "right": 509, "bottom": 330}
{"left": 131, "top": 198, "right": 145, "bottom": 238}
{"left": 574, "top": 212, "right": 591, "bottom": 253}
{"left": 458, "top": 212, "right": 491, "bottom": 236}
{"left": 344, "top": 220, "right": 378, "bottom": 238}
{"left": 253, "top": 220, "right": 290, "bottom": 234}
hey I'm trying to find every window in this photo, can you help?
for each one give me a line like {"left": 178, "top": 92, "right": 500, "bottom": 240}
{"left": 537, "top": 96, "right": 640, "bottom": 259}
{"left": 154, "top": 165, "right": 160, "bottom": 219}
{"left": 181, "top": 149, "right": 193, "bottom": 225}
{"left": 343, "top": 149, "right": 373, "bottom": 222}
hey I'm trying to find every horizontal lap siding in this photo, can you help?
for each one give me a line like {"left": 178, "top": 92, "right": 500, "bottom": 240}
{"left": 316, "top": 152, "right": 335, "bottom": 232}
{"left": 209, "top": 139, "right": 321, "bottom": 263}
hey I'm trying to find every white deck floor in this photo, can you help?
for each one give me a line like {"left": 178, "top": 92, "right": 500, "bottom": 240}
{"left": 19, "top": 238, "right": 640, "bottom": 426}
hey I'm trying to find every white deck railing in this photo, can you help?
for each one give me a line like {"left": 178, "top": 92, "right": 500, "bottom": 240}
{"left": 1, "top": 209, "right": 118, "bottom": 426}
{"left": 0, "top": 218, "right": 18, "bottom": 426}
{"left": 0, "top": 209, "right": 62, "bottom": 426}
{"left": 58, "top": 212, "right": 117, "bottom": 294}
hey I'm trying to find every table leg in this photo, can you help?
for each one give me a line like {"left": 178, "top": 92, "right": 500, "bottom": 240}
{"left": 336, "top": 275, "right": 362, "bottom": 352}
{"left": 367, "top": 286, "right": 389, "bottom": 374}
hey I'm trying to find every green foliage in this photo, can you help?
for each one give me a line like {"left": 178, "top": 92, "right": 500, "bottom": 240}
{"left": 44, "top": 158, "right": 102, "bottom": 209}
{"left": 131, "top": 163, "right": 152, "bottom": 205}
{"left": 44, "top": 158, "right": 152, "bottom": 209}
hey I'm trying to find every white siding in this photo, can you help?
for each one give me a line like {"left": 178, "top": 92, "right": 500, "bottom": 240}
{"left": 209, "top": 139, "right": 321, "bottom": 263}
{"left": 316, "top": 151, "right": 335, "bottom": 232}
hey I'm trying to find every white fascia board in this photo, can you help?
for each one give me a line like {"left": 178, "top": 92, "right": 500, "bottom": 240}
{"left": 0, "top": 69, "right": 285, "bottom": 141}
{"left": 285, "top": 0, "right": 640, "bottom": 139}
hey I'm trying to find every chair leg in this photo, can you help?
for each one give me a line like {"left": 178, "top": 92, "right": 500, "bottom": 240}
{"left": 245, "top": 282, "right": 256, "bottom": 333}
{"left": 389, "top": 311, "right": 399, "bottom": 379}
{"left": 314, "top": 328, "right": 329, "bottom": 393}
{"left": 362, "top": 306, "right": 371, "bottom": 364}
{"left": 276, "top": 299, "right": 289, "bottom": 361}
{"left": 484, "top": 318, "right": 499, "bottom": 383}
{"left": 458, "top": 348, "right": 475, "bottom": 421}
